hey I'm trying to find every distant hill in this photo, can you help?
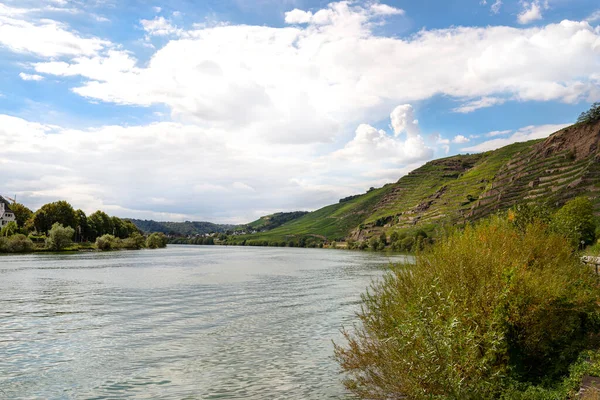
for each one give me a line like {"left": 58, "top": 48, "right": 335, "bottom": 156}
{"left": 128, "top": 219, "right": 237, "bottom": 236}
{"left": 129, "top": 211, "right": 309, "bottom": 236}
{"left": 235, "top": 119, "right": 600, "bottom": 243}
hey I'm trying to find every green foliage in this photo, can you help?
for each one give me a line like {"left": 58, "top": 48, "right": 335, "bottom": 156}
{"left": 509, "top": 202, "right": 552, "bottom": 232}
{"left": 45, "top": 223, "right": 75, "bottom": 251}
{"left": 551, "top": 197, "right": 597, "bottom": 248}
{"left": 1, "top": 221, "right": 18, "bottom": 237}
{"left": 335, "top": 217, "right": 600, "bottom": 400}
{"left": 577, "top": 102, "right": 600, "bottom": 124}
{"left": 9, "top": 203, "right": 33, "bottom": 229}
{"left": 146, "top": 232, "right": 168, "bottom": 249}
{"left": 121, "top": 232, "right": 145, "bottom": 249}
{"left": 0, "top": 234, "right": 34, "bottom": 253}
{"left": 33, "top": 201, "right": 76, "bottom": 234}
{"left": 87, "top": 210, "right": 113, "bottom": 241}
{"left": 95, "top": 234, "right": 117, "bottom": 251}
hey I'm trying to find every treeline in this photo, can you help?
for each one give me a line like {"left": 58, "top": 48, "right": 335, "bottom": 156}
{"left": 0, "top": 200, "right": 168, "bottom": 253}
{"left": 577, "top": 102, "right": 600, "bottom": 124}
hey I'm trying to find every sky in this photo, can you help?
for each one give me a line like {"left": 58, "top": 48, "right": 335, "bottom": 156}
{"left": 0, "top": 0, "right": 599, "bottom": 223}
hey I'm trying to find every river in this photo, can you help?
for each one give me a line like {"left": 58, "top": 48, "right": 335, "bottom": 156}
{"left": 0, "top": 245, "right": 410, "bottom": 399}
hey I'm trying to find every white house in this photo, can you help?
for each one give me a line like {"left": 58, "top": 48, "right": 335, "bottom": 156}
{"left": 0, "top": 196, "right": 16, "bottom": 227}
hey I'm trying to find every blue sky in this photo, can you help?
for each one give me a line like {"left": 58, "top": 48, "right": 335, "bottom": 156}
{"left": 0, "top": 0, "right": 599, "bottom": 222}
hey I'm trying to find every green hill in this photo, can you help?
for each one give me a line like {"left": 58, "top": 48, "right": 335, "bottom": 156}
{"left": 234, "top": 119, "right": 600, "bottom": 244}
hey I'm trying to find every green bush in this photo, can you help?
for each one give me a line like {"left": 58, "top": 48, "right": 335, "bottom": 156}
{"left": 0, "top": 234, "right": 34, "bottom": 253}
{"left": 120, "top": 233, "right": 145, "bottom": 249}
{"left": 551, "top": 197, "right": 597, "bottom": 248}
{"left": 45, "top": 223, "right": 75, "bottom": 251}
{"left": 95, "top": 234, "right": 118, "bottom": 251}
{"left": 146, "top": 232, "right": 168, "bottom": 249}
{"left": 335, "top": 217, "right": 600, "bottom": 400}
{"left": 1, "top": 221, "right": 18, "bottom": 237}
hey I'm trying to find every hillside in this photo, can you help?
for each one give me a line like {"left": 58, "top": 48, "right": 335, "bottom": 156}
{"left": 236, "top": 119, "right": 600, "bottom": 244}
{"left": 129, "top": 219, "right": 237, "bottom": 236}
{"left": 246, "top": 211, "right": 309, "bottom": 231}
{"left": 129, "top": 211, "right": 309, "bottom": 236}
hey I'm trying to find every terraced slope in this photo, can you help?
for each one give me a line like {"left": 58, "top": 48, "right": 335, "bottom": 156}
{"left": 242, "top": 119, "right": 600, "bottom": 243}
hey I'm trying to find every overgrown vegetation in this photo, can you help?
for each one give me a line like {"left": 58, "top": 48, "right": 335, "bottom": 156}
{"left": 0, "top": 199, "right": 165, "bottom": 253}
{"left": 335, "top": 215, "right": 600, "bottom": 399}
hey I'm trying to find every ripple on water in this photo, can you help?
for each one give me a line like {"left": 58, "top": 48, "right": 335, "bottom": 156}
{"left": 0, "top": 246, "right": 410, "bottom": 399}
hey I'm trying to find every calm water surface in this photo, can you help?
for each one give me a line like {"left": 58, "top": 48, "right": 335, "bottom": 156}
{"left": 0, "top": 246, "right": 410, "bottom": 399}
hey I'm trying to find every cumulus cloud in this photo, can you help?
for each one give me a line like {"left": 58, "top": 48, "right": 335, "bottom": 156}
{"left": 333, "top": 105, "right": 433, "bottom": 164}
{"left": 518, "top": 1, "right": 548, "bottom": 24}
{"left": 19, "top": 72, "right": 44, "bottom": 81}
{"left": 22, "top": 2, "right": 600, "bottom": 146}
{"left": 0, "top": 1, "right": 598, "bottom": 221}
{"left": 461, "top": 123, "right": 569, "bottom": 152}
{"left": 452, "top": 135, "right": 470, "bottom": 144}
{"left": 390, "top": 104, "right": 420, "bottom": 137}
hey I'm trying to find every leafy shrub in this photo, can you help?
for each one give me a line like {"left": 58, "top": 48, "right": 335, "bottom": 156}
{"left": 1, "top": 221, "right": 18, "bottom": 237}
{"left": 120, "top": 233, "right": 145, "bottom": 249}
{"left": 146, "top": 232, "right": 168, "bottom": 249}
{"left": 551, "top": 197, "right": 597, "bottom": 248}
{"left": 0, "top": 234, "right": 34, "bottom": 253}
{"left": 45, "top": 223, "right": 75, "bottom": 251}
{"left": 335, "top": 217, "right": 600, "bottom": 400}
{"left": 95, "top": 234, "right": 118, "bottom": 251}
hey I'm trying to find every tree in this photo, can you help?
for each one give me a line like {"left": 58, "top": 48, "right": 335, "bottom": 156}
{"left": 10, "top": 203, "right": 33, "bottom": 229}
{"left": 577, "top": 102, "right": 600, "bottom": 124}
{"left": 146, "top": 232, "right": 168, "bottom": 249}
{"left": 33, "top": 201, "right": 76, "bottom": 234}
{"left": 0, "top": 221, "right": 18, "bottom": 237}
{"left": 74, "top": 209, "right": 89, "bottom": 242}
{"left": 551, "top": 197, "right": 597, "bottom": 248}
{"left": 45, "top": 223, "right": 75, "bottom": 251}
{"left": 95, "top": 234, "right": 117, "bottom": 251}
{"left": 87, "top": 210, "right": 113, "bottom": 241}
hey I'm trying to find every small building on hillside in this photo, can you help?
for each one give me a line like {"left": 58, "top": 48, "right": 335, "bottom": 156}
{"left": 0, "top": 196, "right": 16, "bottom": 227}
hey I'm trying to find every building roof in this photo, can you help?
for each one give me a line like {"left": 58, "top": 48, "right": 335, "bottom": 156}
{"left": 0, "top": 196, "right": 14, "bottom": 213}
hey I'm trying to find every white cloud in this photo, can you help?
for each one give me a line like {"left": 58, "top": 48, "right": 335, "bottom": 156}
{"left": 461, "top": 123, "right": 569, "bottom": 152}
{"left": 453, "top": 97, "right": 507, "bottom": 113}
{"left": 0, "top": 8, "right": 109, "bottom": 57}
{"left": 19, "top": 72, "right": 44, "bottom": 81}
{"left": 518, "top": 1, "right": 548, "bottom": 25}
{"left": 486, "top": 129, "right": 512, "bottom": 137}
{"left": 333, "top": 105, "right": 433, "bottom": 164}
{"left": 153, "top": 6, "right": 162, "bottom": 13}
{"left": 140, "top": 16, "right": 181, "bottom": 36}
{"left": 390, "top": 104, "right": 420, "bottom": 137}
{"left": 587, "top": 10, "right": 600, "bottom": 23}
{"left": 284, "top": 9, "right": 313, "bottom": 24}
{"left": 24, "top": 2, "right": 600, "bottom": 148}
{"left": 452, "top": 135, "right": 470, "bottom": 144}
{"left": 491, "top": 0, "right": 502, "bottom": 14}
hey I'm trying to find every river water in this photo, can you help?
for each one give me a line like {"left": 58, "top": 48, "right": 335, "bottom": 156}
{"left": 0, "top": 245, "right": 409, "bottom": 399}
